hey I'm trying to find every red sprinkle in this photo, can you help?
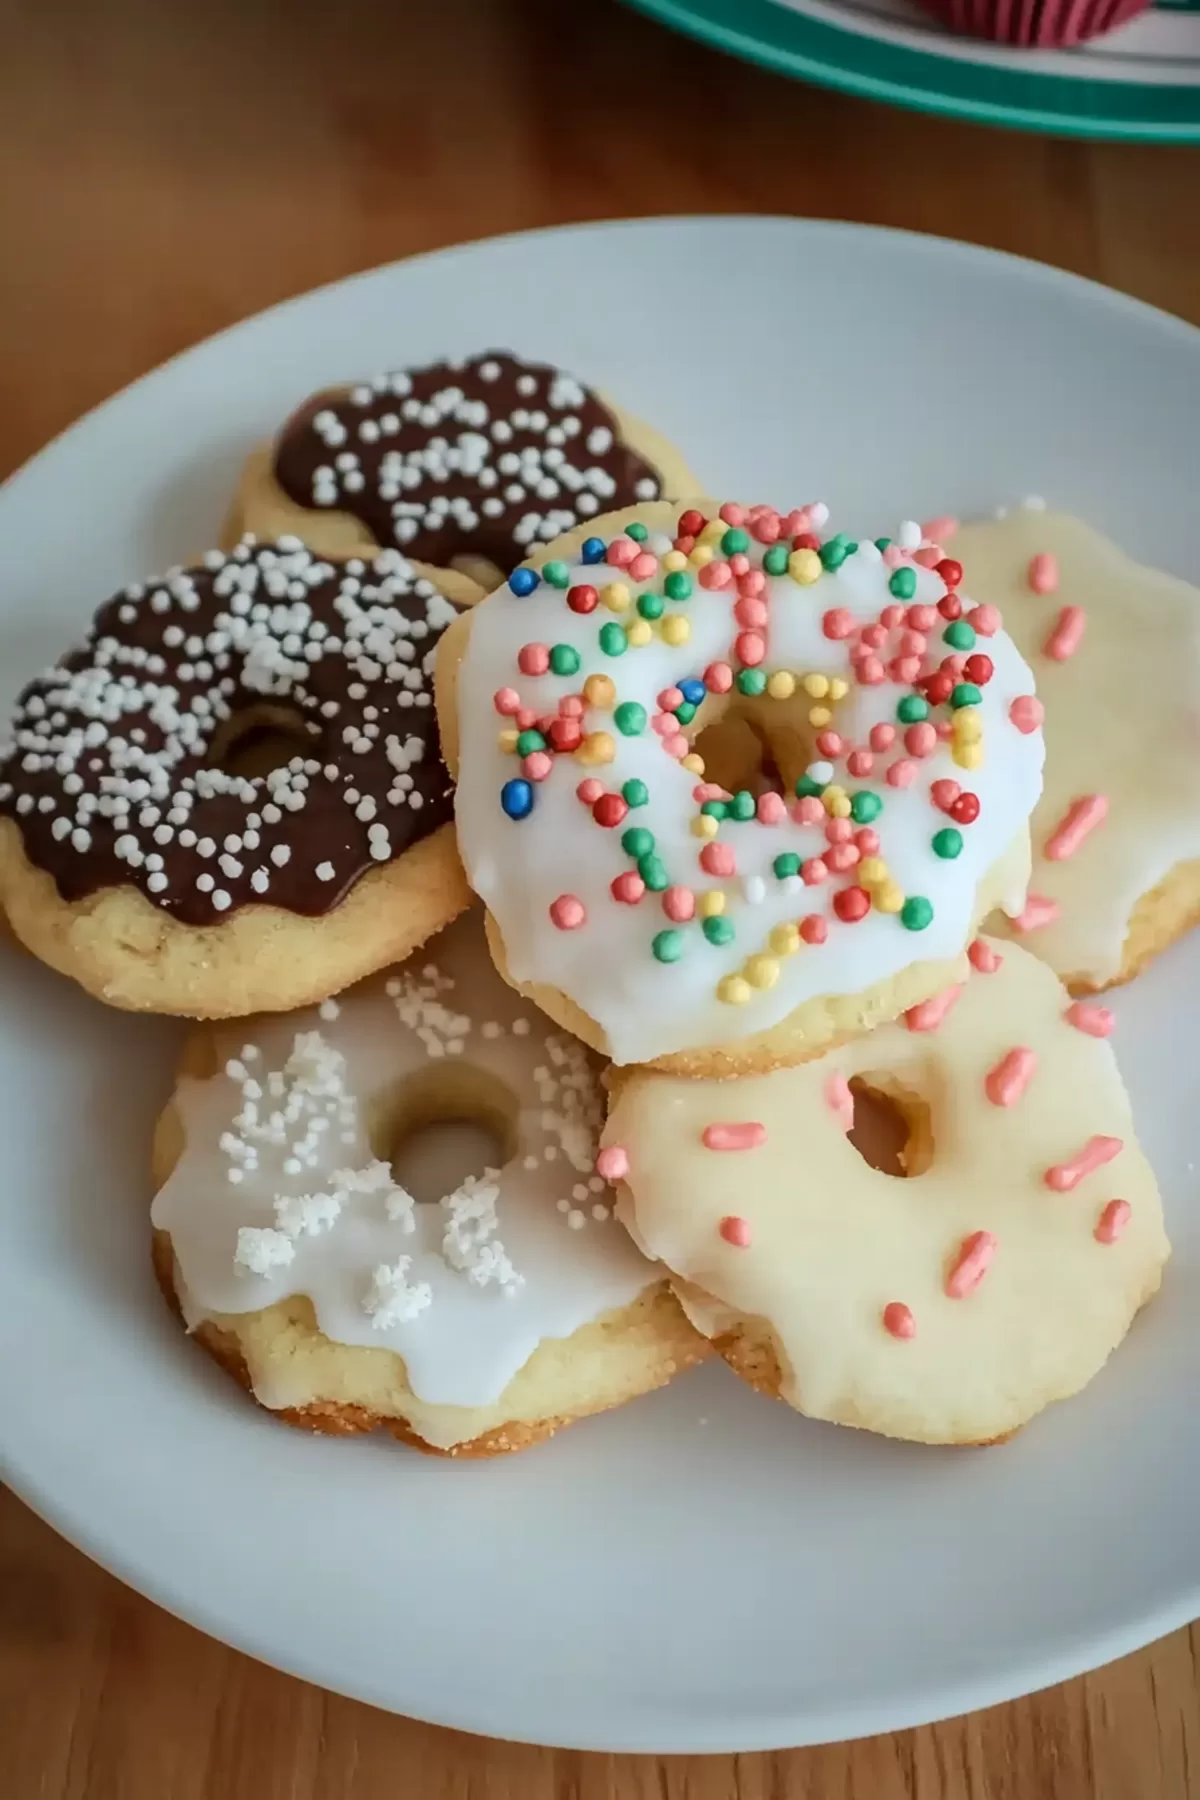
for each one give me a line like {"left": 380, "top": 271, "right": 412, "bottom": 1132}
{"left": 1095, "top": 1200, "right": 1131, "bottom": 1245}
{"left": 719, "top": 1215, "right": 752, "bottom": 1248}
{"left": 882, "top": 1301, "right": 916, "bottom": 1340}
{"left": 936, "top": 557, "right": 964, "bottom": 589}
{"left": 703, "top": 1121, "right": 768, "bottom": 1152}
{"left": 945, "top": 1231, "right": 997, "bottom": 1299}
{"left": 968, "top": 938, "right": 1003, "bottom": 974}
{"left": 1045, "top": 1136, "right": 1123, "bottom": 1193}
{"left": 905, "top": 985, "right": 962, "bottom": 1033}
{"left": 950, "top": 792, "right": 980, "bottom": 825}
{"left": 549, "top": 894, "right": 586, "bottom": 931}
{"left": 984, "top": 1047, "right": 1038, "bottom": 1107}
{"left": 1065, "top": 1001, "right": 1114, "bottom": 1038}
{"left": 567, "top": 584, "right": 598, "bottom": 614}
{"left": 833, "top": 885, "right": 871, "bottom": 923}
{"left": 592, "top": 793, "right": 628, "bottom": 829}
{"left": 1027, "top": 552, "right": 1059, "bottom": 595}
{"left": 963, "top": 654, "right": 993, "bottom": 687}
{"left": 937, "top": 594, "right": 962, "bottom": 621}
{"left": 923, "top": 672, "right": 954, "bottom": 706}
{"left": 678, "top": 508, "right": 706, "bottom": 538}
{"left": 549, "top": 717, "right": 583, "bottom": 753}
{"left": 869, "top": 723, "right": 897, "bottom": 752}
{"left": 800, "top": 914, "right": 828, "bottom": 945}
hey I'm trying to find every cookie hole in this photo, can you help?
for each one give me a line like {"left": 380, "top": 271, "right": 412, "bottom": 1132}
{"left": 847, "top": 1075, "right": 934, "bottom": 1178}
{"left": 690, "top": 713, "right": 781, "bottom": 795}
{"left": 368, "top": 1065, "right": 517, "bottom": 1206}
{"left": 207, "top": 704, "right": 315, "bottom": 781}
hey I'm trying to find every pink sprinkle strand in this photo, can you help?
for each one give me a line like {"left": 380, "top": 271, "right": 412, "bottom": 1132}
{"left": 719, "top": 1215, "right": 752, "bottom": 1248}
{"left": 945, "top": 1230, "right": 997, "bottom": 1299}
{"left": 1045, "top": 1135, "right": 1123, "bottom": 1193}
{"left": 825, "top": 1072, "right": 855, "bottom": 1132}
{"left": 702, "top": 1121, "right": 768, "bottom": 1152}
{"left": 968, "top": 939, "right": 1004, "bottom": 974}
{"left": 1011, "top": 894, "right": 1061, "bottom": 934}
{"left": 1045, "top": 794, "right": 1108, "bottom": 862}
{"left": 1045, "top": 605, "right": 1086, "bottom": 661}
{"left": 1027, "top": 552, "right": 1060, "bottom": 595}
{"left": 1065, "top": 1001, "right": 1114, "bottom": 1038}
{"left": 595, "top": 1146, "right": 629, "bottom": 1182}
{"left": 882, "top": 1301, "right": 916, "bottom": 1340}
{"left": 922, "top": 515, "right": 959, "bottom": 542}
{"left": 1095, "top": 1200, "right": 1131, "bottom": 1245}
{"left": 1008, "top": 695, "right": 1044, "bottom": 735}
{"left": 905, "top": 985, "right": 962, "bottom": 1033}
{"left": 984, "top": 1047, "right": 1038, "bottom": 1108}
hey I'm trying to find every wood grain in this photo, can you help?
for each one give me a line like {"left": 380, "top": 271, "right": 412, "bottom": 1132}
{"left": 1, "top": 0, "right": 1198, "bottom": 1792}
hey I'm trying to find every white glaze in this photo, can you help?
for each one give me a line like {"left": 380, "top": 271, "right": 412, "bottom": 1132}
{"left": 152, "top": 910, "right": 656, "bottom": 1421}
{"left": 454, "top": 506, "right": 1045, "bottom": 1064}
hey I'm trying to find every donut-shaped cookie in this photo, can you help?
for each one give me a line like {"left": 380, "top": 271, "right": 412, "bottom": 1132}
{"left": 225, "top": 351, "right": 701, "bottom": 595}
{"left": 0, "top": 537, "right": 471, "bottom": 1016}
{"left": 438, "top": 501, "right": 1045, "bottom": 1073}
{"left": 606, "top": 939, "right": 1169, "bottom": 1445}
{"left": 151, "top": 910, "right": 705, "bottom": 1455}
{"left": 950, "top": 505, "right": 1200, "bottom": 992}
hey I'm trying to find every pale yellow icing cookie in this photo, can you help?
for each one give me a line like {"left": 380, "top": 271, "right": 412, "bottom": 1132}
{"left": 605, "top": 939, "right": 1168, "bottom": 1445}
{"left": 953, "top": 507, "right": 1200, "bottom": 991}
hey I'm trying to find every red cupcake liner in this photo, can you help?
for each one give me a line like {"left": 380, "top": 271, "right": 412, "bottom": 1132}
{"left": 920, "top": 0, "right": 1150, "bottom": 45}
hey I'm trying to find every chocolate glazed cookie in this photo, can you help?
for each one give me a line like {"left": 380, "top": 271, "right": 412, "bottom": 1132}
{"left": 0, "top": 538, "right": 471, "bottom": 1017}
{"left": 225, "top": 352, "right": 702, "bottom": 592}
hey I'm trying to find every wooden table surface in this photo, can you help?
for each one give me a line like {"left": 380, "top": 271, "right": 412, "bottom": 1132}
{"left": 1, "top": 0, "right": 1198, "bottom": 1794}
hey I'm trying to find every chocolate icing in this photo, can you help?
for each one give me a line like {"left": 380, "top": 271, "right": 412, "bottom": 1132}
{"left": 273, "top": 352, "right": 663, "bottom": 577}
{"left": 0, "top": 540, "right": 457, "bottom": 925}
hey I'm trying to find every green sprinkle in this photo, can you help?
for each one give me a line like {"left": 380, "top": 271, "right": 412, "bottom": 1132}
{"left": 820, "top": 533, "right": 852, "bottom": 571}
{"left": 542, "top": 560, "right": 570, "bottom": 589}
{"left": 599, "top": 622, "right": 627, "bottom": 658}
{"left": 614, "top": 701, "right": 647, "bottom": 736}
{"left": 622, "top": 778, "right": 649, "bottom": 808}
{"left": 673, "top": 700, "right": 698, "bottom": 725}
{"left": 730, "top": 790, "right": 756, "bottom": 822}
{"left": 795, "top": 774, "right": 826, "bottom": 798}
{"left": 950, "top": 683, "right": 982, "bottom": 709}
{"left": 943, "top": 620, "right": 976, "bottom": 651}
{"left": 663, "top": 571, "right": 693, "bottom": 601}
{"left": 901, "top": 895, "right": 934, "bottom": 932}
{"left": 515, "top": 729, "right": 546, "bottom": 756}
{"left": 850, "top": 790, "right": 882, "bottom": 825}
{"left": 763, "top": 544, "right": 790, "bottom": 576}
{"left": 888, "top": 567, "right": 917, "bottom": 600}
{"left": 736, "top": 668, "right": 767, "bottom": 697}
{"left": 721, "top": 527, "right": 750, "bottom": 556}
{"left": 875, "top": 537, "right": 892, "bottom": 551}
{"left": 896, "top": 695, "right": 928, "bottom": 725}
{"left": 774, "top": 852, "right": 801, "bottom": 879}
{"left": 932, "top": 827, "right": 963, "bottom": 860}
{"left": 625, "top": 521, "right": 649, "bottom": 543}
{"left": 637, "top": 591, "right": 665, "bottom": 620}
{"left": 638, "top": 853, "right": 669, "bottom": 892}
{"left": 652, "top": 928, "right": 685, "bottom": 963}
{"left": 701, "top": 799, "right": 728, "bottom": 819}
{"left": 622, "top": 826, "right": 655, "bottom": 859}
{"left": 549, "top": 643, "right": 580, "bottom": 677}
{"left": 703, "top": 914, "right": 735, "bottom": 947}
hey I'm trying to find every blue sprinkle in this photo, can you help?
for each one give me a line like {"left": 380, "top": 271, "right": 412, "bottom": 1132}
{"left": 580, "top": 537, "right": 607, "bottom": 565}
{"left": 508, "top": 567, "right": 539, "bottom": 597}
{"left": 501, "top": 779, "right": 534, "bottom": 820}
{"left": 679, "top": 677, "right": 707, "bottom": 705}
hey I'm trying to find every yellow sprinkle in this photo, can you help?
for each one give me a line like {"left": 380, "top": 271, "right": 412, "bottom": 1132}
{"left": 808, "top": 706, "right": 832, "bottom": 729}
{"left": 769, "top": 922, "right": 801, "bottom": 957}
{"left": 698, "top": 889, "right": 726, "bottom": 918}
{"left": 625, "top": 619, "right": 653, "bottom": 648}
{"left": 601, "top": 582, "right": 631, "bottom": 613}
{"left": 583, "top": 674, "right": 615, "bottom": 709}
{"left": 828, "top": 678, "right": 849, "bottom": 701}
{"left": 802, "top": 672, "right": 829, "bottom": 699}
{"left": 875, "top": 882, "right": 905, "bottom": 914}
{"left": 766, "top": 670, "right": 796, "bottom": 700}
{"left": 788, "top": 549, "right": 821, "bottom": 585}
{"left": 660, "top": 614, "right": 691, "bottom": 647}
{"left": 744, "top": 954, "right": 781, "bottom": 990}
{"left": 498, "top": 728, "right": 519, "bottom": 753}
{"left": 700, "top": 519, "right": 727, "bottom": 546}
{"left": 826, "top": 794, "right": 852, "bottom": 819}
{"left": 692, "top": 814, "right": 719, "bottom": 840}
{"left": 859, "top": 857, "right": 888, "bottom": 885}
{"left": 717, "top": 975, "right": 752, "bottom": 1007}
{"left": 576, "top": 731, "right": 615, "bottom": 767}
{"left": 688, "top": 544, "right": 715, "bottom": 569}
{"left": 953, "top": 742, "right": 984, "bottom": 771}
{"left": 681, "top": 753, "right": 705, "bottom": 775}
{"left": 953, "top": 711, "right": 983, "bottom": 743}
{"left": 662, "top": 550, "right": 688, "bottom": 573}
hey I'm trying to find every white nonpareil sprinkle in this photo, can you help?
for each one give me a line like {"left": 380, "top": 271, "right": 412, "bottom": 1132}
{"left": 363, "top": 1258, "right": 433, "bottom": 1328}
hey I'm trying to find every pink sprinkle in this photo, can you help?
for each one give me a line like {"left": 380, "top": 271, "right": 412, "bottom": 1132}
{"left": 905, "top": 985, "right": 962, "bottom": 1033}
{"left": 629, "top": 551, "right": 658, "bottom": 582}
{"left": 658, "top": 686, "right": 684, "bottom": 711}
{"left": 515, "top": 709, "right": 537, "bottom": 731}
{"left": 663, "top": 885, "right": 696, "bottom": 923}
{"left": 825, "top": 817, "right": 853, "bottom": 845}
{"left": 494, "top": 687, "right": 521, "bottom": 715}
{"left": 880, "top": 603, "right": 906, "bottom": 629}
{"left": 984, "top": 1047, "right": 1038, "bottom": 1108}
{"left": 887, "top": 758, "right": 917, "bottom": 789}
{"left": 750, "top": 510, "right": 781, "bottom": 544}
{"left": 561, "top": 695, "right": 585, "bottom": 719}
{"left": 907, "top": 605, "right": 937, "bottom": 632}
{"left": 945, "top": 1230, "right": 997, "bottom": 1299}
{"left": 968, "top": 938, "right": 1003, "bottom": 974}
{"left": 1065, "top": 1001, "right": 1114, "bottom": 1039}
{"left": 816, "top": 731, "right": 845, "bottom": 758}
{"left": 1012, "top": 894, "right": 1061, "bottom": 934}
{"left": 728, "top": 553, "right": 750, "bottom": 578}
{"left": 1045, "top": 1135, "right": 1123, "bottom": 1193}
{"left": 1008, "top": 695, "right": 1044, "bottom": 735}
{"left": 882, "top": 1301, "right": 916, "bottom": 1340}
{"left": 968, "top": 603, "right": 1001, "bottom": 637}
{"left": 906, "top": 722, "right": 938, "bottom": 758}
{"left": 801, "top": 857, "right": 829, "bottom": 885}
{"left": 800, "top": 914, "right": 828, "bottom": 945}
{"left": 734, "top": 596, "right": 768, "bottom": 630}
{"left": 869, "top": 723, "right": 897, "bottom": 752}
{"left": 899, "top": 630, "right": 927, "bottom": 657}
{"left": 736, "top": 630, "right": 766, "bottom": 667}
{"left": 922, "top": 515, "right": 958, "bottom": 542}
{"left": 793, "top": 796, "right": 825, "bottom": 826}
{"left": 611, "top": 871, "right": 645, "bottom": 905}
{"left": 1027, "top": 552, "right": 1059, "bottom": 595}
{"left": 704, "top": 661, "right": 733, "bottom": 693}
{"left": 700, "top": 842, "right": 736, "bottom": 877}
{"left": 663, "top": 734, "right": 689, "bottom": 760}
{"left": 699, "top": 561, "right": 732, "bottom": 592}
{"left": 757, "top": 792, "right": 786, "bottom": 825}
{"left": 861, "top": 623, "right": 887, "bottom": 651}
{"left": 523, "top": 751, "right": 553, "bottom": 782}
{"left": 941, "top": 653, "right": 966, "bottom": 678}
{"left": 890, "top": 656, "right": 922, "bottom": 684}
{"left": 1045, "top": 794, "right": 1108, "bottom": 862}
{"left": 1095, "top": 1200, "right": 1131, "bottom": 1245}
{"left": 702, "top": 1121, "right": 768, "bottom": 1152}
{"left": 576, "top": 778, "right": 604, "bottom": 805}
{"left": 882, "top": 544, "right": 906, "bottom": 570}
{"left": 738, "top": 569, "right": 767, "bottom": 599}
{"left": 719, "top": 1215, "right": 752, "bottom": 1248}
{"left": 827, "top": 843, "right": 860, "bottom": 873}
{"left": 549, "top": 894, "right": 586, "bottom": 931}
{"left": 596, "top": 1145, "right": 629, "bottom": 1181}
{"left": 824, "top": 1072, "right": 854, "bottom": 1132}
{"left": 695, "top": 782, "right": 729, "bottom": 803}
{"left": 858, "top": 656, "right": 886, "bottom": 685}
{"left": 913, "top": 547, "right": 941, "bottom": 570}
{"left": 517, "top": 643, "right": 550, "bottom": 677}
{"left": 651, "top": 712, "right": 676, "bottom": 737}
{"left": 931, "top": 778, "right": 960, "bottom": 812}
{"left": 823, "top": 608, "right": 856, "bottom": 641}
{"left": 934, "top": 720, "right": 954, "bottom": 741}
{"left": 719, "top": 502, "right": 746, "bottom": 526}
{"left": 606, "top": 537, "right": 637, "bottom": 568}
{"left": 1045, "top": 605, "right": 1086, "bottom": 661}
{"left": 855, "top": 828, "right": 880, "bottom": 855}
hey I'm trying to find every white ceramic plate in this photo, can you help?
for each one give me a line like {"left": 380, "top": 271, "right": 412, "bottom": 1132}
{"left": 1, "top": 218, "right": 1198, "bottom": 1753}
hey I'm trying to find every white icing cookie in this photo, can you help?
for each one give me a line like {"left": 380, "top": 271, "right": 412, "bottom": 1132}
{"left": 151, "top": 910, "right": 704, "bottom": 1454}
{"left": 442, "top": 501, "right": 1044, "bottom": 1069}
{"left": 954, "top": 507, "right": 1200, "bottom": 990}
{"left": 606, "top": 939, "right": 1168, "bottom": 1445}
